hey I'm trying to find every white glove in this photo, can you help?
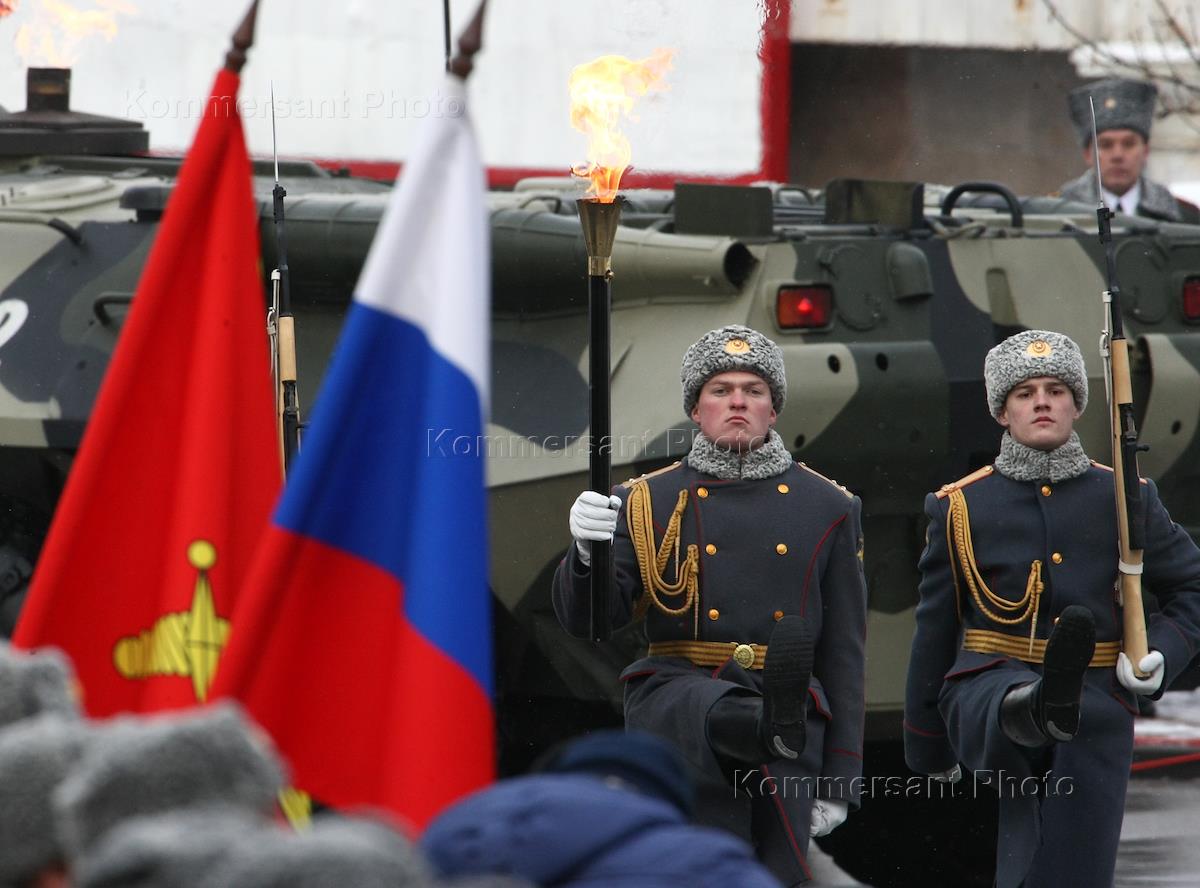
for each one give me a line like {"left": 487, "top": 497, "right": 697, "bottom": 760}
{"left": 1117, "top": 650, "right": 1165, "bottom": 696}
{"left": 930, "top": 763, "right": 963, "bottom": 784}
{"left": 809, "top": 799, "right": 848, "bottom": 837}
{"left": 569, "top": 490, "right": 622, "bottom": 567}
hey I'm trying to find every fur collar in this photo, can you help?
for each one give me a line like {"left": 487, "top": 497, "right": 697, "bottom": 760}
{"left": 685, "top": 429, "right": 794, "bottom": 481}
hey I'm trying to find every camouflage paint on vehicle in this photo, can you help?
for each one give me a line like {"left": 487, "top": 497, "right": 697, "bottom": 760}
{"left": 4, "top": 112, "right": 1200, "bottom": 748}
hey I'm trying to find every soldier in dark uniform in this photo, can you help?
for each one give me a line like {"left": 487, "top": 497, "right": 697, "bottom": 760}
{"left": 1058, "top": 77, "right": 1200, "bottom": 223}
{"left": 553, "top": 325, "right": 867, "bottom": 887}
{"left": 905, "top": 329, "right": 1200, "bottom": 888}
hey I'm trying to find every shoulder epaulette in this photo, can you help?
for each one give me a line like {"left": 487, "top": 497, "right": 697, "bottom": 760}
{"left": 935, "top": 464, "right": 995, "bottom": 500}
{"left": 797, "top": 462, "right": 854, "bottom": 500}
{"left": 1089, "top": 460, "right": 1149, "bottom": 484}
{"left": 621, "top": 461, "right": 682, "bottom": 489}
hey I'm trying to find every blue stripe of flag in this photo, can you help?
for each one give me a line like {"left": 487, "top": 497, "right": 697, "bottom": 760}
{"left": 275, "top": 303, "right": 492, "bottom": 693}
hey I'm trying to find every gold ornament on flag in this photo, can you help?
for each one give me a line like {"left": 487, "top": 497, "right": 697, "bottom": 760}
{"left": 111, "top": 540, "right": 229, "bottom": 702}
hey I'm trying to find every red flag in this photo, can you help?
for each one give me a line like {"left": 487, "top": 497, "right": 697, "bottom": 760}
{"left": 13, "top": 68, "right": 281, "bottom": 716}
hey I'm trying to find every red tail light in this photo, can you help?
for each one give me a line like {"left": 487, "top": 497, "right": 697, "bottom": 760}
{"left": 777, "top": 286, "right": 832, "bottom": 329}
{"left": 1184, "top": 277, "right": 1200, "bottom": 322}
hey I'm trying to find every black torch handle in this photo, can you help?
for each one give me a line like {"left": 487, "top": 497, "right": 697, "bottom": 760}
{"left": 588, "top": 271, "right": 613, "bottom": 642}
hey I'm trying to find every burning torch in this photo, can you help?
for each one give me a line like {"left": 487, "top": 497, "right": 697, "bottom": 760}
{"left": 569, "top": 50, "right": 672, "bottom": 642}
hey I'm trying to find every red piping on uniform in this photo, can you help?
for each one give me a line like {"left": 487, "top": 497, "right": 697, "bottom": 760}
{"left": 762, "top": 763, "right": 812, "bottom": 881}
{"left": 620, "top": 670, "right": 657, "bottom": 682}
{"left": 831, "top": 747, "right": 862, "bottom": 760}
{"left": 903, "top": 720, "right": 946, "bottom": 738}
{"left": 943, "top": 658, "right": 1007, "bottom": 680}
{"left": 799, "top": 514, "right": 847, "bottom": 616}
{"left": 808, "top": 687, "right": 830, "bottom": 719}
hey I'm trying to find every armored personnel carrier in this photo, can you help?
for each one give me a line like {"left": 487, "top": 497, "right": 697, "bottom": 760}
{"left": 3, "top": 69, "right": 1200, "bottom": 782}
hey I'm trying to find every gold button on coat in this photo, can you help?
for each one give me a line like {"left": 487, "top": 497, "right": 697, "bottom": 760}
{"left": 697, "top": 487, "right": 709, "bottom": 498}
{"left": 705, "top": 544, "right": 717, "bottom": 555}
{"left": 773, "top": 610, "right": 784, "bottom": 621}
{"left": 777, "top": 484, "right": 789, "bottom": 494}
{"left": 1041, "top": 485, "right": 1052, "bottom": 497}
{"left": 776, "top": 543, "right": 788, "bottom": 555}
{"left": 708, "top": 608, "right": 720, "bottom": 621}
{"left": 1052, "top": 552, "right": 1063, "bottom": 564}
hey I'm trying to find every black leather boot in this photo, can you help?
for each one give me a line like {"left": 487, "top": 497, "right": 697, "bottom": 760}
{"left": 706, "top": 617, "right": 815, "bottom": 766}
{"left": 1040, "top": 604, "right": 1096, "bottom": 740}
{"left": 1000, "top": 605, "right": 1096, "bottom": 747}
{"left": 761, "top": 615, "right": 815, "bottom": 760}
{"left": 707, "top": 694, "right": 771, "bottom": 768}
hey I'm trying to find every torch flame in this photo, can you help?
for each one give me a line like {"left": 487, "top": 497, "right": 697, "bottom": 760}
{"left": 14, "top": 0, "right": 136, "bottom": 68}
{"left": 1, "top": 1, "right": 19, "bottom": 21}
{"left": 569, "top": 48, "right": 673, "bottom": 202}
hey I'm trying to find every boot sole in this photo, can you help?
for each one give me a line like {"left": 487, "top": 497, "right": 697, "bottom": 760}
{"left": 1041, "top": 605, "right": 1096, "bottom": 741}
{"left": 763, "top": 616, "right": 814, "bottom": 759}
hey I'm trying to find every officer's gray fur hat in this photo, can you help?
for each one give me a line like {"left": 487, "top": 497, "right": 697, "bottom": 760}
{"left": 203, "top": 816, "right": 430, "bottom": 888}
{"left": 984, "top": 330, "right": 1088, "bottom": 418}
{"left": 54, "top": 703, "right": 285, "bottom": 862}
{"left": 1068, "top": 78, "right": 1158, "bottom": 147}
{"left": 0, "top": 715, "right": 90, "bottom": 885}
{"left": 0, "top": 641, "right": 80, "bottom": 728}
{"left": 73, "top": 807, "right": 269, "bottom": 888}
{"left": 681, "top": 325, "right": 786, "bottom": 416}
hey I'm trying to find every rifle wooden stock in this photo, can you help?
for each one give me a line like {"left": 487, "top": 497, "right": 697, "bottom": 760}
{"left": 1109, "top": 338, "right": 1150, "bottom": 674}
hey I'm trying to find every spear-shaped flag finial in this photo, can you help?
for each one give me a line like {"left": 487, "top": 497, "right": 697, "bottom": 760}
{"left": 447, "top": 0, "right": 488, "bottom": 80}
{"left": 225, "top": 0, "right": 260, "bottom": 74}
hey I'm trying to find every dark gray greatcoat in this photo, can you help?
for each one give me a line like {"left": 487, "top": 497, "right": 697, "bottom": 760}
{"left": 905, "top": 462, "right": 1200, "bottom": 888}
{"left": 554, "top": 461, "right": 867, "bottom": 886}
{"left": 1058, "top": 169, "right": 1200, "bottom": 223}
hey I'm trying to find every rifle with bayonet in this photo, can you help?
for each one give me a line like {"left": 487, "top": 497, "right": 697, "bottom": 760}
{"left": 268, "top": 81, "right": 302, "bottom": 475}
{"left": 1090, "top": 96, "right": 1151, "bottom": 676}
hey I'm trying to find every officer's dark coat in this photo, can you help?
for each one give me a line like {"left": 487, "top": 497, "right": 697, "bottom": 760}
{"left": 554, "top": 461, "right": 867, "bottom": 887}
{"left": 905, "top": 463, "right": 1200, "bottom": 888}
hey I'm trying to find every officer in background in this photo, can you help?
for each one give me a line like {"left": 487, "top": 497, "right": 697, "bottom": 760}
{"left": 1058, "top": 77, "right": 1200, "bottom": 222}
{"left": 553, "top": 325, "right": 867, "bottom": 887}
{"left": 904, "top": 330, "right": 1200, "bottom": 888}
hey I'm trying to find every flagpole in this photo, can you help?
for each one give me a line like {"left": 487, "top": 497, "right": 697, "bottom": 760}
{"left": 269, "top": 81, "right": 302, "bottom": 475}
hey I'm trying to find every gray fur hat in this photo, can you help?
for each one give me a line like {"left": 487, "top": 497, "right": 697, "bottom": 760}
{"left": 984, "top": 330, "right": 1088, "bottom": 418}
{"left": 1068, "top": 78, "right": 1158, "bottom": 147}
{"left": 202, "top": 815, "right": 430, "bottom": 888}
{"left": 54, "top": 702, "right": 286, "bottom": 862}
{"left": 0, "top": 641, "right": 80, "bottom": 728}
{"left": 73, "top": 806, "right": 270, "bottom": 888}
{"left": 680, "top": 325, "right": 786, "bottom": 416}
{"left": 0, "top": 715, "right": 91, "bottom": 885}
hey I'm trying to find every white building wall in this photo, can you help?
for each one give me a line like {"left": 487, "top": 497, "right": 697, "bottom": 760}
{"left": 1, "top": 0, "right": 769, "bottom": 177}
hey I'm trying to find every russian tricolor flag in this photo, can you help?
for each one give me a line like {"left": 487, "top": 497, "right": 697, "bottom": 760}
{"left": 212, "top": 73, "right": 493, "bottom": 829}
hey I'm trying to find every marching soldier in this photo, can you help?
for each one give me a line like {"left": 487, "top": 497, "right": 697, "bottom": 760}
{"left": 553, "top": 325, "right": 867, "bottom": 886}
{"left": 904, "top": 330, "right": 1200, "bottom": 887}
{"left": 1058, "top": 77, "right": 1200, "bottom": 223}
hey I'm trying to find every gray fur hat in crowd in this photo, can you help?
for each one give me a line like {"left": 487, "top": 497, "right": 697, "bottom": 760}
{"left": 202, "top": 815, "right": 430, "bottom": 888}
{"left": 54, "top": 702, "right": 286, "bottom": 862}
{"left": 73, "top": 806, "right": 270, "bottom": 888}
{"left": 0, "top": 715, "right": 91, "bottom": 886}
{"left": 1068, "top": 77, "right": 1158, "bottom": 147}
{"left": 680, "top": 325, "right": 786, "bottom": 416}
{"left": 0, "top": 641, "right": 80, "bottom": 728}
{"left": 984, "top": 329, "right": 1088, "bottom": 418}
